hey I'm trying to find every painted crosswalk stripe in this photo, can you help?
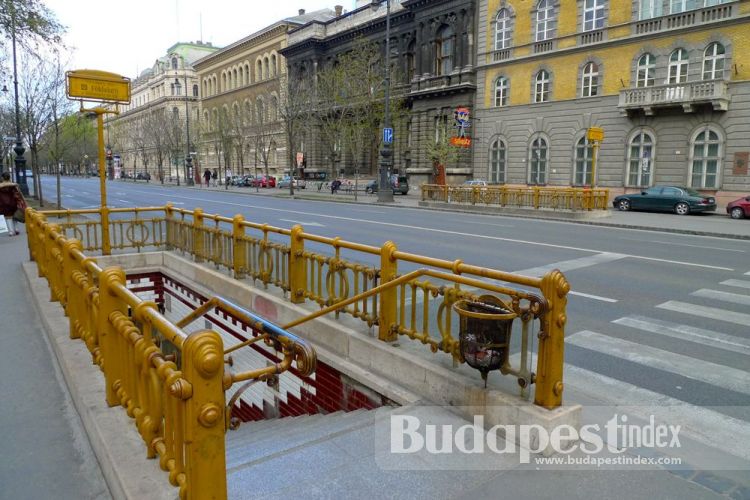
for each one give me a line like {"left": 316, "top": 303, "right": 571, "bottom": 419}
{"left": 566, "top": 330, "right": 750, "bottom": 396}
{"left": 721, "top": 279, "right": 750, "bottom": 289}
{"left": 509, "top": 353, "right": 750, "bottom": 462}
{"left": 657, "top": 300, "right": 750, "bottom": 327}
{"left": 612, "top": 315, "right": 750, "bottom": 356}
{"left": 691, "top": 288, "right": 750, "bottom": 306}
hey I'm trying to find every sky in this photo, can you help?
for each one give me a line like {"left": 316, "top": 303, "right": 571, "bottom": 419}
{"left": 43, "top": 0, "right": 356, "bottom": 78}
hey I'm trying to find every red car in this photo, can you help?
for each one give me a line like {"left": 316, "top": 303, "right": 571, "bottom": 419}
{"left": 251, "top": 175, "right": 276, "bottom": 188}
{"left": 726, "top": 195, "right": 750, "bottom": 219}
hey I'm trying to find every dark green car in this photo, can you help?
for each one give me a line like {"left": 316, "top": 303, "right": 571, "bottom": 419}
{"left": 613, "top": 186, "right": 716, "bottom": 215}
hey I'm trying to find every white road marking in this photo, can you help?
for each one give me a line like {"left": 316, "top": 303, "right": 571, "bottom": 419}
{"left": 511, "top": 353, "right": 750, "bottom": 462}
{"left": 279, "top": 219, "right": 325, "bottom": 227}
{"left": 118, "top": 199, "right": 130, "bottom": 204}
{"left": 613, "top": 315, "right": 750, "bottom": 355}
{"left": 512, "top": 252, "right": 627, "bottom": 278}
{"left": 721, "top": 279, "right": 750, "bottom": 290}
{"left": 657, "top": 300, "right": 750, "bottom": 327}
{"left": 566, "top": 330, "right": 750, "bottom": 396}
{"left": 348, "top": 209, "right": 386, "bottom": 214}
{"left": 650, "top": 240, "right": 745, "bottom": 253}
{"left": 568, "top": 291, "right": 618, "bottom": 302}
{"left": 691, "top": 288, "right": 750, "bottom": 306}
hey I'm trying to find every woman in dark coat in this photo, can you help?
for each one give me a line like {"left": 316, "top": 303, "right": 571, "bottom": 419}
{"left": 0, "top": 172, "right": 25, "bottom": 236}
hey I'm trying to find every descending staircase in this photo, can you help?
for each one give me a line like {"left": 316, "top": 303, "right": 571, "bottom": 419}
{"left": 225, "top": 406, "right": 509, "bottom": 500}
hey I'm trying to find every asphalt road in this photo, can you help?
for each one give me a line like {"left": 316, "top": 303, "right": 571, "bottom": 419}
{"left": 38, "top": 176, "right": 750, "bottom": 473}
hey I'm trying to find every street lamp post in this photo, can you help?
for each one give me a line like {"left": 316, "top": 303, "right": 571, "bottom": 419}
{"left": 373, "top": 0, "right": 394, "bottom": 203}
{"left": 183, "top": 63, "right": 194, "bottom": 186}
{"left": 10, "top": 10, "right": 29, "bottom": 196}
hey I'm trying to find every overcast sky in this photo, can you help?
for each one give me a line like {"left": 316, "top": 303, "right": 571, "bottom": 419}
{"left": 43, "top": 0, "right": 355, "bottom": 78}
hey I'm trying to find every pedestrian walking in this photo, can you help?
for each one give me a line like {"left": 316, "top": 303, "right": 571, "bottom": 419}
{"left": 203, "top": 169, "right": 211, "bottom": 187}
{"left": 0, "top": 172, "right": 26, "bottom": 237}
{"left": 212, "top": 169, "right": 218, "bottom": 186}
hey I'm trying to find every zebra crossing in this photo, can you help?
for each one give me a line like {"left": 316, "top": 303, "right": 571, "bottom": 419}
{"left": 554, "top": 275, "right": 750, "bottom": 464}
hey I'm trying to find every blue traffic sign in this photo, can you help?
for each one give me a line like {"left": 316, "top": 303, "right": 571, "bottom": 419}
{"left": 383, "top": 127, "right": 394, "bottom": 144}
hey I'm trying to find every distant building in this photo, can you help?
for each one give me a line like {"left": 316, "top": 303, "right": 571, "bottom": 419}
{"left": 107, "top": 42, "right": 220, "bottom": 181}
{"left": 193, "top": 9, "right": 335, "bottom": 179}
{"left": 473, "top": 0, "right": 750, "bottom": 206}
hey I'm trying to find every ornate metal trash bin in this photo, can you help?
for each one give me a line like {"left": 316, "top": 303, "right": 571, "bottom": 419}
{"left": 453, "top": 295, "right": 516, "bottom": 385}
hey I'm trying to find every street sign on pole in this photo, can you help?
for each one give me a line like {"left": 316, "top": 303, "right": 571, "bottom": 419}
{"left": 66, "top": 70, "right": 131, "bottom": 104}
{"left": 383, "top": 127, "right": 393, "bottom": 144}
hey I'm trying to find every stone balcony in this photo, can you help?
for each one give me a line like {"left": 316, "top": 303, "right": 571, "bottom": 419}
{"left": 618, "top": 79, "right": 730, "bottom": 115}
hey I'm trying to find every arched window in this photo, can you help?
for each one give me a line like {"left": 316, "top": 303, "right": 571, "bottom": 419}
{"left": 495, "top": 9, "right": 512, "bottom": 50}
{"left": 702, "top": 42, "right": 725, "bottom": 80}
{"left": 245, "top": 64, "right": 251, "bottom": 84}
{"left": 581, "top": 62, "right": 599, "bottom": 97}
{"left": 689, "top": 126, "right": 722, "bottom": 188}
{"left": 171, "top": 78, "right": 181, "bottom": 96}
{"left": 171, "top": 57, "right": 178, "bottom": 70}
{"left": 244, "top": 101, "right": 253, "bottom": 125}
{"left": 574, "top": 136, "right": 594, "bottom": 186}
{"left": 535, "top": 0, "right": 555, "bottom": 42}
{"left": 203, "top": 110, "right": 210, "bottom": 130}
{"left": 256, "top": 60, "right": 263, "bottom": 81}
{"left": 534, "top": 70, "right": 551, "bottom": 103}
{"left": 256, "top": 98, "right": 265, "bottom": 123}
{"left": 233, "top": 68, "right": 238, "bottom": 88}
{"left": 263, "top": 57, "right": 270, "bottom": 79}
{"left": 529, "top": 136, "right": 548, "bottom": 185}
{"left": 271, "top": 54, "right": 277, "bottom": 77}
{"left": 636, "top": 53, "right": 655, "bottom": 87}
{"left": 192, "top": 84, "right": 198, "bottom": 97}
{"left": 626, "top": 130, "right": 654, "bottom": 187}
{"left": 489, "top": 139, "right": 506, "bottom": 183}
{"left": 668, "top": 49, "right": 689, "bottom": 84}
{"left": 435, "top": 25, "right": 454, "bottom": 75}
{"left": 494, "top": 76, "right": 509, "bottom": 107}
{"left": 270, "top": 96, "right": 279, "bottom": 122}
{"left": 172, "top": 107, "right": 179, "bottom": 120}
{"left": 221, "top": 72, "right": 227, "bottom": 91}
{"left": 583, "top": 0, "right": 605, "bottom": 31}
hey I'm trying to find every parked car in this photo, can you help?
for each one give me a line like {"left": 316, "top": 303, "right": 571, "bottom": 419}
{"left": 365, "top": 180, "right": 378, "bottom": 194}
{"left": 462, "top": 179, "right": 488, "bottom": 187}
{"left": 136, "top": 171, "right": 151, "bottom": 181}
{"left": 390, "top": 174, "right": 409, "bottom": 195}
{"left": 726, "top": 195, "right": 750, "bottom": 219}
{"left": 251, "top": 175, "right": 276, "bottom": 188}
{"left": 613, "top": 186, "right": 716, "bottom": 215}
{"left": 277, "top": 176, "right": 306, "bottom": 189}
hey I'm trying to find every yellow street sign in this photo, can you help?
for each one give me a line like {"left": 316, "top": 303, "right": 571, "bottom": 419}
{"left": 587, "top": 126, "right": 604, "bottom": 142}
{"left": 66, "top": 70, "right": 131, "bottom": 104}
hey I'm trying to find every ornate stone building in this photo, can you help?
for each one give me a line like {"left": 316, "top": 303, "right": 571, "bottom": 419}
{"left": 474, "top": 0, "right": 750, "bottom": 207}
{"left": 281, "top": 0, "right": 477, "bottom": 185}
{"left": 107, "top": 42, "right": 219, "bottom": 181}
{"left": 193, "top": 9, "right": 336, "bottom": 179}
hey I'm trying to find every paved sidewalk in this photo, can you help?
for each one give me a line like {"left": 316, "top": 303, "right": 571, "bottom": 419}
{"left": 0, "top": 231, "right": 111, "bottom": 500}
{"left": 121, "top": 178, "right": 750, "bottom": 240}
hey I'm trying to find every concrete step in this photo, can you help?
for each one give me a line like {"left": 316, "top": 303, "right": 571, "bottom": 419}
{"left": 225, "top": 414, "right": 327, "bottom": 452}
{"left": 226, "top": 410, "right": 377, "bottom": 471}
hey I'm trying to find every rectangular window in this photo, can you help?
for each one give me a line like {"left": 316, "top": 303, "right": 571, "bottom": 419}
{"left": 583, "top": 0, "right": 605, "bottom": 31}
{"left": 639, "top": 0, "right": 663, "bottom": 19}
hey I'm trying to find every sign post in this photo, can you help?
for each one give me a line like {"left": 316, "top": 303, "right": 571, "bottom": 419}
{"left": 66, "top": 69, "right": 131, "bottom": 255}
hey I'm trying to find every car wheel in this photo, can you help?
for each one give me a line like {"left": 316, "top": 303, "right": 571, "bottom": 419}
{"left": 730, "top": 207, "right": 745, "bottom": 220}
{"left": 617, "top": 199, "right": 631, "bottom": 211}
{"left": 674, "top": 202, "right": 690, "bottom": 215}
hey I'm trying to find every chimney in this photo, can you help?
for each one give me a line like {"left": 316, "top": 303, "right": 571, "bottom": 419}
{"left": 335, "top": 5, "right": 343, "bottom": 16}
{"left": 298, "top": 8, "right": 305, "bottom": 15}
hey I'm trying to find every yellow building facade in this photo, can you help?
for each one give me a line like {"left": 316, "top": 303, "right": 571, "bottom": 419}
{"left": 474, "top": 0, "right": 750, "bottom": 207}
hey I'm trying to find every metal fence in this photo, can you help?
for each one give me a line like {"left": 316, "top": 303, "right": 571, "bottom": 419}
{"left": 421, "top": 184, "right": 610, "bottom": 211}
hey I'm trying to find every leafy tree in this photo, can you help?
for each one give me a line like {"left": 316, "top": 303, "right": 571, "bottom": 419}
{"left": 0, "top": 0, "right": 64, "bottom": 48}
{"left": 425, "top": 120, "right": 459, "bottom": 185}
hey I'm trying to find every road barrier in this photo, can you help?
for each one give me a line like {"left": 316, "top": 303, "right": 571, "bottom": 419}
{"left": 25, "top": 208, "right": 316, "bottom": 500}
{"left": 421, "top": 184, "right": 610, "bottom": 211}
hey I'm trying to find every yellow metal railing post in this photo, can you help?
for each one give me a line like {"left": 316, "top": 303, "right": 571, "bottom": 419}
{"left": 165, "top": 203, "right": 175, "bottom": 250}
{"left": 232, "top": 214, "right": 245, "bottom": 278}
{"left": 101, "top": 205, "right": 111, "bottom": 255}
{"left": 98, "top": 266, "right": 129, "bottom": 407}
{"left": 62, "top": 239, "right": 83, "bottom": 334}
{"left": 289, "top": 224, "right": 306, "bottom": 303}
{"left": 378, "top": 241, "right": 398, "bottom": 342}
{"left": 534, "top": 269, "right": 570, "bottom": 409}
{"left": 181, "top": 329, "right": 227, "bottom": 500}
{"left": 533, "top": 186, "right": 540, "bottom": 209}
{"left": 193, "top": 208, "right": 204, "bottom": 263}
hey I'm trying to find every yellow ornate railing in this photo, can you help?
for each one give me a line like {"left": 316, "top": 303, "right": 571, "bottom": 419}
{"left": 421, "top": 184, "right": 610, "bottom": 211}
{"left": 25, "top": 208, "right": 316, "bottom": 500}
{"left": 29, "top": 204, "right": 570, "bottom": 411}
